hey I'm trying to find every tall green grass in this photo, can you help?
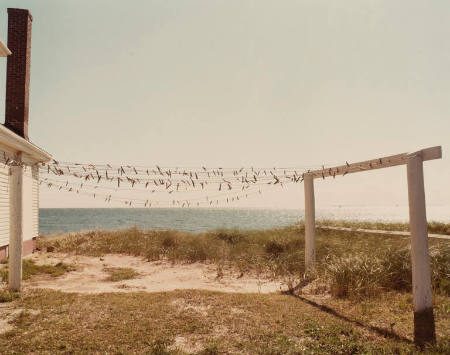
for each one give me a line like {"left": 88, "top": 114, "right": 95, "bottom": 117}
{"left": 324, "top": 244, "right": 450, "bottom": 298}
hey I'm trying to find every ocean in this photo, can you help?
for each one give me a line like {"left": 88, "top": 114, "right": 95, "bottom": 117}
{"left": 39, "top": 205, "right": 450, "bottom": 235}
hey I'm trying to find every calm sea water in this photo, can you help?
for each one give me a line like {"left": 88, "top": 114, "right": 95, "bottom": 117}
{"left": 39, "top": 205, "right": 449, "bottom": 235}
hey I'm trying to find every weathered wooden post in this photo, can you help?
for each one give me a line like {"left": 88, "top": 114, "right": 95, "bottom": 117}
{"left": 406, "top": 151, "right": 436, "bottom": 346}
{"left": 304, "top": 173, "right": 315, "bottom": 270}
{"left": 9, "top": 152, "right": 23, "bottom": 292}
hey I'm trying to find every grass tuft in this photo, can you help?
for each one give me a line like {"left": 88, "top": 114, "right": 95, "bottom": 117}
{"left": 103, "top": 267, "right": 140, "bottom": 282}
{"left": 324, "top": 244, "right": 450, "bottom": 298}
{"left": 265, "top": 240, "right": 286, "bottom": 256}
{"left": 0, "top": 259, "right": 75, "bottom": 282}
{"left": 215, "top": 230, "right": 246, "bottom": 245}
{"left": 0, "top": 289, "right": 19, "bottom": 303}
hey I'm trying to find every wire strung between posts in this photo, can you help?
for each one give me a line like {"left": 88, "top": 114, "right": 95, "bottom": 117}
{"left": 35, "top": 158, "right": 310, "bottom": 208}
{"left": 0, "top": 152, "right": 370, "bottom": 208}
{"left": 40, "top": 176, "right": 282, "bottom": 194}
{"left": 39, "top": 160, "right": 309, "bottom": 197}
{"left": 40, "top": 176, "right": 287, "bottom": 208}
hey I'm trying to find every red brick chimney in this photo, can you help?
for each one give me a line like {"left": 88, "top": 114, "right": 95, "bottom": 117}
{"left": 5, "top": 8, "right": 33, "bottom": 140}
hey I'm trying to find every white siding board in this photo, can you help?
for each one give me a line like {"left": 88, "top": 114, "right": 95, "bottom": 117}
{"left": 32, "top": 167, "right": 39, "bottom": 237}
{"left": 0, "top": 165, "right": 9, "bottom": 248}
{"left": 0, "top": 138, "right": 48, "bottom": 249}
{"left": 22, "top": 169, "right": 34, "bottom": 241}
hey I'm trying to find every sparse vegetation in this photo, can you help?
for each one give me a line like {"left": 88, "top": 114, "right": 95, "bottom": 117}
{"left": 0, "top": 259, "right": 75, "bottom": 282}
{"left": 0, "top": 222, "right": 448, "bottom": 352}
{"left": 103, "top": 267, "right": 140, "bottom": 282}
{"left": 0, "top": 289, "right": 448, "bottom": 353}
{"left": 38, "top": 223, "right": 450, "bottom": 298}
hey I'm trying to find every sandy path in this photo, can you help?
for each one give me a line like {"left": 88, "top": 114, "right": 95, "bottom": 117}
{"left": 24, "top": 252, "right": 286, "bottom": 294}
{"left": 318, "top": 226, "right": 450, "bottom": 240}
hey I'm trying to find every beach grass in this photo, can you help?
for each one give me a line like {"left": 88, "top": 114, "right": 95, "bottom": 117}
{"left": 37, "top": 223, "right": 450, "bottom": 298}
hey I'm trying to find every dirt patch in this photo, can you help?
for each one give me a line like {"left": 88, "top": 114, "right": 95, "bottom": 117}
{"left": 171, "top": 298, "right": 211, "bottom": 316}
{"left": 24, "top": 252, "right": 287, "bottom": 294}
{"left": 0, "top": 304, "right": 17, "bottom": 335}
{"left": 168, "top": 335, "right": 203, "bottom": 353}
{"left": 0, "top": 305, "right": 41, "bottom": 335}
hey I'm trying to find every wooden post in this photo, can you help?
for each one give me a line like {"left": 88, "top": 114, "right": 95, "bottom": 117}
{"left": 406, "top": 152, "right": 436, "bottom": 346}
{"left": 304, "top": 173, "right": 315, "bottom": 270}
{"left": 9, "top": 153, "right": 23, "bottom": 292}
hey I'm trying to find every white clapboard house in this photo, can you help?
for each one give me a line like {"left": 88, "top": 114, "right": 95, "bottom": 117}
{"left": 0, "top": 8, "right": 51, "bottom": 262}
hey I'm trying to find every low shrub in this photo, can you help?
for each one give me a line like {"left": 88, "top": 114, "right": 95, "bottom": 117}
{"left": 215, "top": 230, "right": 246, "bottom": 245}
{"left": 161, "top": 235, "right": 177, "bottom": 249}
{"left": 265, "top": 240, "right": 285, "bottom": 256}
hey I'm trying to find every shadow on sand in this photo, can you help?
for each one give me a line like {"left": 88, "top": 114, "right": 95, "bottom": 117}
{"left": 286, "top": 293, "right": 413, "bottom": 344}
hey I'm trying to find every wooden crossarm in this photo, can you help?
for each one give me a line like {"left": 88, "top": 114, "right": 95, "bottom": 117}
{"left": 307, "top": 146, "right": 442, "bottom": 180}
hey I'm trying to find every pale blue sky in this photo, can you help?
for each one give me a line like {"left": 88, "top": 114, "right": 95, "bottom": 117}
{"left": 0, "top": 0, "right": 449, "bottom": 215}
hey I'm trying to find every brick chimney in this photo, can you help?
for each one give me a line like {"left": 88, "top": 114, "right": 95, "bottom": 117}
{"left": 5, "top": 8, "right": 33, "bottom": 140}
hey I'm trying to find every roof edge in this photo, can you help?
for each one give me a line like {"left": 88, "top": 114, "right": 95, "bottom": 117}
{"left": 0, "top": 124, "right": 52, "bottom": 162}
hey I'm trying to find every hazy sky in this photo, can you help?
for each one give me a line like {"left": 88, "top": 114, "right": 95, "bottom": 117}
{"left": 0, "top": 1, "right": 449, "bottom": 215}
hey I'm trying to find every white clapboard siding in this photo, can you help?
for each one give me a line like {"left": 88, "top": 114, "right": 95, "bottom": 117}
{"left": 0, "top": 163, "right": 40, "bottom": 247}
{"left": 0, "top": 166, "right": 9, "bottom": 248}
{"left": 32, "top": 166, "right": 39, "bottom": 237}
{"left": 22, "top": 165, "right": 34, "bottom": 241}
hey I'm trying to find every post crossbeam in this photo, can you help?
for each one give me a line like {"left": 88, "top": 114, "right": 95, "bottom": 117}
{"left": 307, "top": 146, "right": 441, "bottom": 180}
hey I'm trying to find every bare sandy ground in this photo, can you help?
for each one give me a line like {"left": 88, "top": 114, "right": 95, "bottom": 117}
{"left": 23, "top": 252, "right": 287, "bottom": 294}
